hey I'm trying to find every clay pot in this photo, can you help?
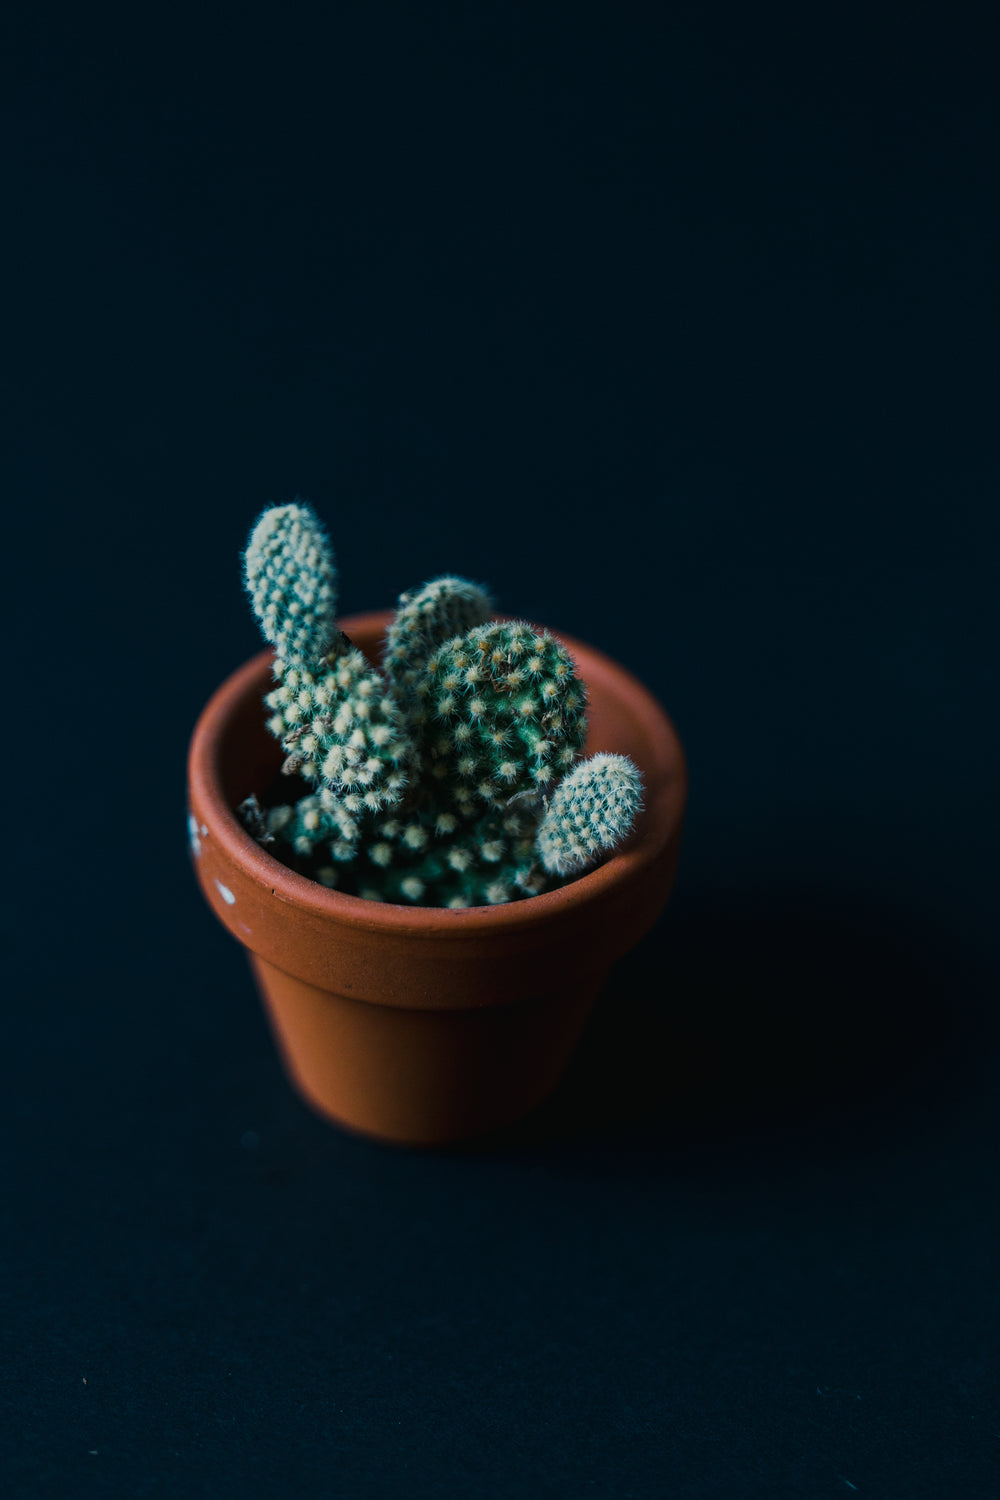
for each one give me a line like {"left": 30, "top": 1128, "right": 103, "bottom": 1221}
{"left": 186, "top": 611, "right": 687, "bottom": 1147}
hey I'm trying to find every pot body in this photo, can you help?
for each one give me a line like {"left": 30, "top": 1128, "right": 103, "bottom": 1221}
{"left": 187, "top": 612, "right": 687, "bottom": 1146}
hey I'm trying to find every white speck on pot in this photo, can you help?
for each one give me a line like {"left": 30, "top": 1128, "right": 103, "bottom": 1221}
{"left": 188, "top": 813, "right": 201, "bottom": 856}
{"left": 215, "top": 879, "right": 236, "bottom": 905}
{"left": 200, "top": 823, "right": 208, "bottom": 837}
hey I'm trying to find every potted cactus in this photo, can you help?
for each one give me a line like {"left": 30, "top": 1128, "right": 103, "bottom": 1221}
{"left": 187, "top": 502, "right": 686, "bottom": 1145}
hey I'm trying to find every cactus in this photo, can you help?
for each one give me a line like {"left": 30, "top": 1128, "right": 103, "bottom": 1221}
{"left": 240, "top": 500, "right": 644, "bottom": 907}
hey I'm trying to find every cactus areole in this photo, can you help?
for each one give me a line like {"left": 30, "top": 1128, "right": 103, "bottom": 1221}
{"left": 186, "top": 500, "right": 685, "bottom": 1143}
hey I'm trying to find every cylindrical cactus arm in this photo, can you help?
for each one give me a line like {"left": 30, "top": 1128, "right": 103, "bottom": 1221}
{"left": 383, "top": 576, "right": 494, "bottom": 716}
{"left": 243, "top": 501, "right": 419, "bottom": 814}
{"left": 416, "top": 621, "right": 589, "bottom": 817}
{"left": 244, "top": 502, "right": 338, "bottom": 670}
{"left": 263, "top": 650, "right": 416, "bottom": 813}
{"left": 536, "top": 753, "right": 644, "bottom": 876}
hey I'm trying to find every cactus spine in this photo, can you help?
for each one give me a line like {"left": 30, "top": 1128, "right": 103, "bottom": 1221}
{"left": 241, "top": 501, "right": 643, "bottom": 907}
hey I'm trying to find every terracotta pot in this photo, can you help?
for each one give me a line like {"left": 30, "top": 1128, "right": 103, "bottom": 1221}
{"left": 187, "top": 611, "right": 687, "bottom": 1147}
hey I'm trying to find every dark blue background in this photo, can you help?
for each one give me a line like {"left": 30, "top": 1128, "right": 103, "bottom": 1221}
{"left": 3, "top": 3, "right": 997, "bottom": 1495}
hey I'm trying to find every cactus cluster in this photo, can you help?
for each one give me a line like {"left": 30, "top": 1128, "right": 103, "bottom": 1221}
{"left": 239, "top": 501, "right": 643, "bottom": 908}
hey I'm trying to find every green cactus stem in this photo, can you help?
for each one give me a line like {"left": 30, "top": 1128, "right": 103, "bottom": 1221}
{"left": 239, "top": 499, "right": 644, "bottom": 906}
{"left": 536, "top": 754, "right": 645, "bottom": 876}
{"left": 243, "top": 502, "right": 338, "bottom": 669}
{"left": 244, "top": 503, "right": 418, "bottom": 830}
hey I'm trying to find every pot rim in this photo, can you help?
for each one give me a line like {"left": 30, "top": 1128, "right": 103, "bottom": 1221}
{"left": 188, "top": 610, "right": 687, "bottom": 935}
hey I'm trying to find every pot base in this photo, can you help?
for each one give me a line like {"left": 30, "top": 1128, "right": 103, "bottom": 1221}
{"left": 250, "top": 954, "right": 606, "bottom": 1147}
